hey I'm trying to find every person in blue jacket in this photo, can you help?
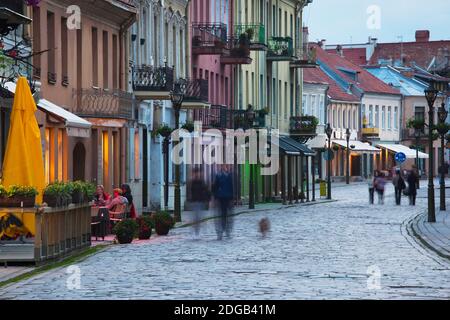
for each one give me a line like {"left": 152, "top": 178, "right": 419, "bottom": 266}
{"left": 212, "top": 164, "right": 234, "bottom": 240}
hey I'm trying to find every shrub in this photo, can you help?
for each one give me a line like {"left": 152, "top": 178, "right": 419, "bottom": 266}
{"left": 406, "top": 118, "right": 425, "bottom": 130}
{"left": 154, "top": 211, "right": 175, "bottom": 228}
{"left": 7, "top": 185, "right": 38, "bottom": 197}
{"left": 113, "top": 219, "right": 138, "bottom": 244}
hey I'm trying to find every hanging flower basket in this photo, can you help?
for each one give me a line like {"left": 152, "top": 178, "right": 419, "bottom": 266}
{"left": 154, "top": 124, "right": 174, "bottom": 138}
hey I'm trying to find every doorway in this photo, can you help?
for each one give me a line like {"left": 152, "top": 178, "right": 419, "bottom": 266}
{"left": 73, "top": 142, "right": 86, "bottom": 181}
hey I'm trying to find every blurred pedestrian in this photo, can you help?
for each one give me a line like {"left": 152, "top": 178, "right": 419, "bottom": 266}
{"left": 186, "top": 168, "right": 211, "bottom": 237}
{"left": 374, "top": 170, "right": 386, "bottom": 205}
{"left": 368, "top": 171, "right": 376, "bottom": 204}
{"left": 121, "top": 184, "right": 137, "bottom": 219}
{"left": 392, "top": 168, "right": 406, "bottom": 205}
{"left": 259, "top": 218, "right": 270, "bottom": 238}
{"left": 212, "top": 164, "right": 234, "bottom": 240}
{"left": 407, "top": 169, "right": 418, "bottom": 206}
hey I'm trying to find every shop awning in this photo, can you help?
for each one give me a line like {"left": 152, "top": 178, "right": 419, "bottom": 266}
{"left": 280, "top": 136, "right": 315, "bottom": 156}
{"left": 377, "top": 143, "right": 429, "bottom": 159}
{"left": 271, "top": 136, "right": 301, "bottom": 156}
{"left": 333, "top": 140, "right": 380, "bottom": 153}
{"left": 37, "top": 99, "right": 92, "bottom": 138}
{"left": 307, "top": 134, "right": 328, "bottom": 149}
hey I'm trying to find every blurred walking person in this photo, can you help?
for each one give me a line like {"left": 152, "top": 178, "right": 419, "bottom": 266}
{"left": 407, "top": 169, "right": 418, "bottom": 206}
{"left": 374, "top": 171, "right": 386, "bottom": 205}
{"left": 368, "top": 172, "right": 376, "bottom": 204}
{"left": 121, "top": 184, "right": 137, "bottom": 219}
{"left": 392, "top": 168, "right": 406, "bottom": 205}
{"left": 212, "top": 164, "right": 234, "bottom": 240}
{"left": 186, "top": 168, "right": 211, "bottom": 237}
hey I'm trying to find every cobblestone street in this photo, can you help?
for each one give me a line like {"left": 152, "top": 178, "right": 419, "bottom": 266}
{"left": 1, "top": 183, "right": 450, "bottom": 300}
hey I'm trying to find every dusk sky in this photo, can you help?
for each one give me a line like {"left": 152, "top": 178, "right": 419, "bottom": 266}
{"left": 304, "top": 0, "right": 450, "bottom": 45}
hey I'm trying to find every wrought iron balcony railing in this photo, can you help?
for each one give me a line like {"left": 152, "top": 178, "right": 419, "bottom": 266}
{"left": 234, "top": 24, "right": 266, "bottom": 51}
{"left": 289, "top": 116, "right": 318, "bottom": 136}
{"left": 73, "top": 88, "right": 133, "bottom": 119}
{"left": 194, "top": 105, "right": 233, "bottom": 129}
{"left": 361, "top": 127, "right": 380, "bottom": 138}
{"left": 291, "top": 44, "right": 318, "bottom": 68}
{"left": 192, "top": 23, "right": 228, "bottom": 55}
{"left": 183, "top": 78, "right": 209, "bottom": 103}
{"left": 132, "top": 65, "right": 174, "bottom": 93}
{"left": 221, "top": 37, "right": 252, "bottom": 65}
{"left": 402, "top": 128, "right": 428, "bottom": 141}
{"left": 267, "top": 37, "right": 294, "bottom": 61}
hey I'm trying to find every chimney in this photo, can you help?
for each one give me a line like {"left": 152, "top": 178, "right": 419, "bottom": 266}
{"left": 336, "top": 44, "right": 344, "bottom": 57}
{"left": 415, "top": 30, "right": 430, "bottom": 42}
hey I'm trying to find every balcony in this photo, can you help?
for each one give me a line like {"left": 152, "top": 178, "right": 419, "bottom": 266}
{"left": 267, "top": 37, "right": 294, "bottom": 62}
{"left": 220, "top": 38, "right": 252, "bottom": 65}
{"left": 193, "top": 105, "right": 233, "bottom": 129}
{"left": 181, "top": 78, "right": 210, "bottom": 109}
{"left": 290, "top": 45, "right": 318, "bottom": 69}
{"left": 401, "top": 128, "right": 428, "bottom": 141}
{"left": 73, "top": 88, "right": 133, "bottom": 119}
{"left": 234, "top": 24, "right": 266, "bottom": 51}
{"left": 289, "top": 116, "right": 318, "bottom": 141}
{"left": 192, "top": 23, "right": 228, "bottom": 55}
{"left": 132, "top": 65, "right": 174, "bottom": 100}
{"left": 361, "top": 127, "right": 380, "bottom": 139}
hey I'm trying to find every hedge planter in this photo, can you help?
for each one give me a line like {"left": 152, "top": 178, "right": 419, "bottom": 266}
{"left": 155, "top": 221, "right": 171, "bottom": 236}
{"left": 71, "top": 190, "right": 84, "bottom": 204}
{"left": 43, "top": 194, "right": 59, "bottom": 207}
{"left": 138, "top": 228, "right": 152, "bottom": 240}
{"left": 117, "top": 234, "right": 134, "bottom": 244}
{"left": 0, "top": 195, "right": 35, "bottom": 208}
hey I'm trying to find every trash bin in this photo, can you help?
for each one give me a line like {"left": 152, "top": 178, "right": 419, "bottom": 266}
{"left": 320, "top": 181, "right": 327, "bottom": 198}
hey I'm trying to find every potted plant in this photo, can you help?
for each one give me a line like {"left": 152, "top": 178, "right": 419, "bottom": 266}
{"left": 43, "top": 182, "right": 71, "bottom": 207}
{"left": 155, "top": 124, "right": 173, "bottom": 138}
{"left": 136, "top": 215, "right": 154, "bottom": 240}
{"left": 82, "top": 182, "right": 96, "bottom": 203}
{"left": 181, "top": 121, "right": 195, "bottom": 133}
{"left": 69, "top": 181, "right": 85, "bottom": 204}
{"left": 153, "top": 211, "right": 175, "bottom": 236}
{"left": 113, "top": 219, "right": 138, "bottom": 244}
{"left": 0, "top": 185, "right": 38, "bottom": 207}
{"left": 406, "top": 118, "right": 425, "bottom": 130}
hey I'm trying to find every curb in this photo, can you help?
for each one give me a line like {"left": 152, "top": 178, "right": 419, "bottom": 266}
{"left": 408, "top": 212, "right": 450, "bottom": 262}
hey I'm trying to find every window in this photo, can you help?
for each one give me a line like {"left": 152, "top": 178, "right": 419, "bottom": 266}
{"left": 353, "top": 109, "right": 357, "bottom": 129}
{"left": 272, "top": 5, "right": 276, "bottom": 35}
{"left": 92, "top": 27, "right": 98, "bottom": 87}
{"left": 387, "top": 107, "right": 392, "bottom": 129}
{"left": 272, "top": 78, "right": 276, "bottom": 115}
{"left": 311, "top": 95, "right": 316, "bottom": 118}
{"left": 319, "top": 95, "right": 325, "bottom": 124}
{"left": 103, "top": 31, "right": 109, "bottom": 88}
{"left": 348, "top": 110, "right": 351, "bottom": 129}
{"left": 338, "top": 108, "right": 341, "bottom": 128}
{"left": 369, "top": 105, "right": 373, "bottom": 127}
{"left": 333, "top": 109, "right": 336, "bottom": 128}
{"left": 61, "top": 17, "right": 68, "bottom": 84}
{"left": 33, "top": 7, "right": 41, "bottom": 75}
{"left": 302, "top": 94, "right": 307, "bottom": 115}
{"left": 415, "top": 106, "right": 425, "bottom": 121}
{"left": 343, "top": 108, "right": 347, "bottom": 128}
{"left": 134, "top": 131, "right": 140, "bottom": 179}
{"left": 394, "top": 107, "right": 398, "bottom": 129}
{"left": 375, "top": 106, "right": 379, "bottom": 128}
{"left": 381, "top": 106, "right": 386, "bottom": 129}
{"left": 290, "top": 83, "right": 294, "bottom": 117}
{"left": 361, "top": 104, "right": 366, "bottom": 126}
{"left": 113, "top": 35, "right": 118, "bottom": 89}
{"left": 47, "top": 11, "right": 55, "bottom": 82}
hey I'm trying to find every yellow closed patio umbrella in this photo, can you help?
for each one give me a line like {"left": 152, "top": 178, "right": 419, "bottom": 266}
{"left": 1, "top": 77, "right": 45, "bottom": 204}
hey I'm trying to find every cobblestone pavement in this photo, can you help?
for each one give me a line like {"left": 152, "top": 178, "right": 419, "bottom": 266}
{"left": 1, "top": 182, "right": 450, "bottom": 300}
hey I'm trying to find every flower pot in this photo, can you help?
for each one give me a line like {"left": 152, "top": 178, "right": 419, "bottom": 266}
{"left": 117, "top": 234, "right": 134, "bottom": 244}
{"left": 138, "top": 228, "right": 152, "bottom": 240}
{"left": 0, "top": 195, "right": 35, "bottom": 208}
{"left": 71, "top": 190, "right": 84, "bottom": 204}
{"left": 43, "top": 194, "right": 59, "bottom": 207}
{"left": 155, "top": 221, "right": 171, "bottom": 236}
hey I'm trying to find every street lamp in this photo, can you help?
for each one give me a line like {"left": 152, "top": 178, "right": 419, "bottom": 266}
{"left": 414, "top": 129, "right": 421, "bottom": 190}
{"left": 345, "top": 128, "right": 351, "bottom": 185}
{"left": 424, "top": 83, "right": 438, "bottom": 223}
{"left": 170, "top": 80, "right": 185, "bottom": 223}
{"left": 437, "top": 102, "right": 448, "bottom": 211}
{"left": 325, "top": 123, "right": 333, "bottom": 199}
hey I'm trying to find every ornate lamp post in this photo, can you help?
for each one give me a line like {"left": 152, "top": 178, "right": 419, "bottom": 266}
{"left": 345, "top": 128, "right": 351, "bottom": 185}
{"left": 437, "top": 102, "right": 448, "bottom": 211}
{"left": 325, "top": 123, "right": 333, "bottom": 200}
{"left": 246, "top": 105, "right": 256, "bottom": 210}
{"left": 424, "top": 83, "right": 438, "bottom": 223}
{"left": 170, "top": 80, "right": 185, "bottom": 223}
{"left": 414, "top": 129, "right": 421, "bottom": 190}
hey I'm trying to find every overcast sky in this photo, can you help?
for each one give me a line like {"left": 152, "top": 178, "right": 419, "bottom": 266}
{"left": 304, "top": 0, "right": 450, "bottom": 45}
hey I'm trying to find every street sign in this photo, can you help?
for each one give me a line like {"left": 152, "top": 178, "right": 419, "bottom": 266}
{"left": 323, "top": 149, "right": 334, "bottom": 161}
{"left": 395, "top": 152, "right": 406, "bottom": 164}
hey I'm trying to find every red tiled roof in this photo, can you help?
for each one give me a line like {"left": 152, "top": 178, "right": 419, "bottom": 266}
{"left": 326, "top": 48, "right": 367, "bottom": 65}
{"left": 368, "top": 41, "right": 450, "bottom": 69}
{"left": 303, "top": 67, "right": 360, "bottom": 103}
{"left": 313, "top": 44, "right": 401, "bottom": 96}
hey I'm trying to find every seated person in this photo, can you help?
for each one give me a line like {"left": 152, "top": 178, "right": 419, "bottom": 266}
{"left": 105, "top": 188, "right": 129, "bottom": 210}
{"left": 94, "top": 185, "right": 110, "bottom": 206}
